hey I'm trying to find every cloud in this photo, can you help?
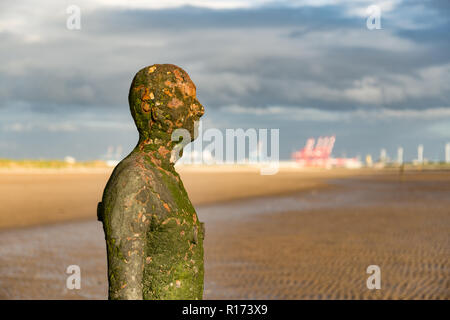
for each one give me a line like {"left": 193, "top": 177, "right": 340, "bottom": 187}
{"left": 1, "top": 2, "right": 448, "bottom": 112}
{"left": 428, "top": 121, "right": 450, "bottom": 139}
{"left": 3, "top": 122, "right": 78, "bottom": 133}
{"left": 0, "top": 0, "right": 449, "bottom": 160}
{"left": 226, "top": 104, "right": 344, "bottom": 121}
{"left": 2, "top": 120, "right": 134, "bottom": 133}
{"left": 226, "top": 105, "right": 450, "bottom": 122}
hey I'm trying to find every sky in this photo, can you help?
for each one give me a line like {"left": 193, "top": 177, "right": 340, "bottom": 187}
{"left": 0, "top": 0, "right": 449, "bottom": 161}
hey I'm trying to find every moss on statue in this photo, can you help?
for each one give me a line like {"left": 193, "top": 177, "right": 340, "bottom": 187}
{"left": 98, "top": 64, "right": 205, "bottom": 300}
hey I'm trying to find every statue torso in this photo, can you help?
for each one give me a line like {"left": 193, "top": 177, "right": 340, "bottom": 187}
{"left": 102, "top": 151, "right": 204, "bottom": 299}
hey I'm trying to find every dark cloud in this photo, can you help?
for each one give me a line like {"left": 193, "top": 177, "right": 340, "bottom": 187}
{"left": 90, "top": 5, "right": 354, "bottom": 32}
{"left": 0, "top": 1, "right": 449, "bottom": 160}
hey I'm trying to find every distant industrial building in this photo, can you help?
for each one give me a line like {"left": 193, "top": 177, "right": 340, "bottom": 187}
{"left": 292, "top": 136, "right": 361, "bottom": 168}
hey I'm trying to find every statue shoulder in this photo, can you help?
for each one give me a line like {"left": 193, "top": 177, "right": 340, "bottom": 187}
{"left": 103, "top": 154, "right": 147, "bottom": 200}
{"left": 100, "top": 155, "right": 150, "bottom": 224}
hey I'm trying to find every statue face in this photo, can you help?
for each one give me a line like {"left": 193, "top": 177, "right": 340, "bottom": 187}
{"left": 129, "top": 64, "right": 204, "bottom": 144}
{"left": 185, "top": 99, "right": 205, "bottom": 141}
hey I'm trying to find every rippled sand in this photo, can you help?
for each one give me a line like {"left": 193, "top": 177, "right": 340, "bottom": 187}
{"left": 204, "top": 176, "right": 450, "bottom": 299}
{"left": 0, "top": 170, "right": 448, "bottom": 299}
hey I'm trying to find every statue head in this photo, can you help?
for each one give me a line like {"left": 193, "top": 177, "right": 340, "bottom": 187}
{"left": 129, "top": 64, "right": 204, "bottom": 148}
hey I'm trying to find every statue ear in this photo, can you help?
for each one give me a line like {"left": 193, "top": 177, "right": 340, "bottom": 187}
{"left": 141, "top": 101, "right": 151, "bottom": 113}
{"left": 151, "top": 106, "right": 161, "bottom": 122}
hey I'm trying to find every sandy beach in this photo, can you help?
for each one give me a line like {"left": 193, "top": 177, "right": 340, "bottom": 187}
{"left": 0, "top": 167, "right": 448, "bottom": 299}
{"left": 0, "top": 166, "right": 357, "bottom": 230}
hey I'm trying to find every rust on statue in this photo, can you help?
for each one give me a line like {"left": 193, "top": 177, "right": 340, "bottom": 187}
{"left": 98, "top": 64, "right": 205, "bottom": 300}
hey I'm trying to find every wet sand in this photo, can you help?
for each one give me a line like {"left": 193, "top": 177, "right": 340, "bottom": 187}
{"left": 204, "top": 174, "right": 450, "bottom": 299}
{"left": 0, "top": 169, "right": 448, "bottom": 299}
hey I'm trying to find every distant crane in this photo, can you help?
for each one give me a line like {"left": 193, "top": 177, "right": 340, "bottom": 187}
{"left": 292, "top": 136, "right": 361, "bottom": 168}
{"left": 380, "top": 149, "right": 387, "bottom": 164}
{"left": 446, "top": 143, "right": 450, "bottom": 164}
{"left": 397, "top": 147, "right": 403, "bottom": 165}
{"left": 417, "top": 144, "right": 424, "bottom": 164}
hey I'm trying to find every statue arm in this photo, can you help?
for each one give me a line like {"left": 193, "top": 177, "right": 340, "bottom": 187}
{"left": 103, "top": 170, "right": 149, "bottom": 300}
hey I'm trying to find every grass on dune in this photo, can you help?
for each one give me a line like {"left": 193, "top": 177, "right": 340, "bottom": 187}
{"left": 0, "top": 158, "right": 108, "bottom": 168}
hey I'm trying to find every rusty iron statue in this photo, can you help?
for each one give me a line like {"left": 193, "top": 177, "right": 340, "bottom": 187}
{"left": 98, "top": 64, "right": 205, "bottom": 299}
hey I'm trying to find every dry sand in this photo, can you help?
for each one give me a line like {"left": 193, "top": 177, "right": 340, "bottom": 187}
{"left": 0, "top": 166, "right": 356, "bottom": 229}
{"left": 0, "top": 167, "right": 448, "bottom": 299}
